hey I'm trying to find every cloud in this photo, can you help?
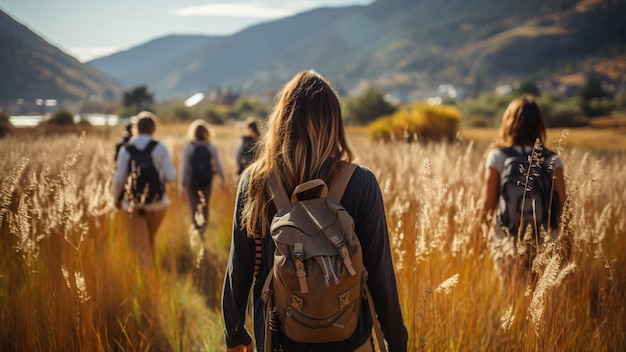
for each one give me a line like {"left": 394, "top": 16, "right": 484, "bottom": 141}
{"left": 171, "top": 3, "right": 308, "bottom": 19}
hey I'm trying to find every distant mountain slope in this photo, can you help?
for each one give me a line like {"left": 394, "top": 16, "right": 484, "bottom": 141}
{"left": 459, "top": 0, "right": 626, "bottom": 82}
{"left": 5, "top": 0, "right": 624, "bottom": 103}
{"left": 88, "top": 34, "right": 222, "bottom": 87}
{"left": 88, "top": 6, "right": 357, "bottom": 99}
{"left": 0, "top": 9, "right": 123, "bottom": 103}
{"left": 88, "top": 0, "right": 626, "bottom": 100}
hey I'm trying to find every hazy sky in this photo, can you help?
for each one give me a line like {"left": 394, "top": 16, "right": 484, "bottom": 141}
{"left": 1, "top": 0, "right": 374, "bottom": 62}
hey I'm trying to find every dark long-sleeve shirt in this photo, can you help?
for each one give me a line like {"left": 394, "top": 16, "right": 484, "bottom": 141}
{"left": 222, "top": 165, "right": 408, "bottom": 352}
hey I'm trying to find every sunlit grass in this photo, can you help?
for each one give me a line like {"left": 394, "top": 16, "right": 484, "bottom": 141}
{"left": 1, "top": 124, "right": 624, "bottom": 351}
{"left": 0, "top": 128, "right": 234, "bottom": 351}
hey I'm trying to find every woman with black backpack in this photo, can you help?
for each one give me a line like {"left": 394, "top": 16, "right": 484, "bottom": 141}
{"left": 179, "top": 119, "right": 226, "bottom": 238}
{"left": 481, "top": 95, "right": 568, "bottom": 279}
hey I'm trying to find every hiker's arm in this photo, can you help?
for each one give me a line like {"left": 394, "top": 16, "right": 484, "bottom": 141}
{"left": 222, "top": 185, "right": 255, "bottom": 349}
{"left": 112, "top": 148, "right": 130, "bottom": 205}
{"left": 355, "top": 169, "right": 408, "bottom": 352}
{"left": 210, "top": 145, "right": 227, "bottom": 185}
{"left": 159, "top": 145, "right": 176, "bottom": 183}
{"left": 481, "top": 167, "right": 500, "bottom": 222}
{"left": 235, "top": 139, "right": 244, "bottom": 163}
{"left": 554, "top": 167, "right": 567, "bottom": 215}
{"left": 179, "top": 143, "right": 191, "bottom": 190}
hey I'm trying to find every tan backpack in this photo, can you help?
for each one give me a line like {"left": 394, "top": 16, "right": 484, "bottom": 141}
{"left": 262, "top": 163, "right": 386, "bottom": 351}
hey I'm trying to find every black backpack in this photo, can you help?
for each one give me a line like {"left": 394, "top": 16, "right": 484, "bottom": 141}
{"left": 238, "top": 136, "right": 257, "bottom": 175}
{"left": 496, "top": 146, "right": 560, "bottom": 236}
{"left": 190, "top": 143, "right": 213, "bottom": 188}
{"left": 125, "top": 140, "right": 164, "bottom": 205}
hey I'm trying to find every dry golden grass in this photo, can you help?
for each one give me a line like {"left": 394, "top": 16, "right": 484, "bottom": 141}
{"left": 0, "top": 126, "right": 234, "bottom": 351}
{"left": 1, "top": 124, "right": 624, "bottom": 351}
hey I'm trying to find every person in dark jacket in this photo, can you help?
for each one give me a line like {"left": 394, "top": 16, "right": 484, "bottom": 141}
{"left": 235, "top": 117, "right": 260, "bottom": 176}
{"left": 114, "top": 122, "right": 133, "bottom": 161}
{"left": 221, "top": 70, "right": 408, "bottom": 352}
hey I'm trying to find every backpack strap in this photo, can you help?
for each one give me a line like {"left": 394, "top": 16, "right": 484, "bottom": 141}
{"left": 267, "top": 163, "right": 357, "bottom": 208}
{"left": 328, "top": 163, "right": 357, "bottom": 204}
{"left": 145, "top": 140, "right": 159, "bottom": 153}
{"left": 262, "top": 271, "right": 275, "bottom": 352}
{"left": 125, "top": 145, "right": 138, "bottom": 155}
{"left": 499, "top": 146, "right": 522, "bottom": 158}
{"left": 127, "top": 140, "right": 158, "bottom": 155}
{"left": 259, "top": 171, "right": 289, "bottom": 280}
{"left": 253, "top": 237, "right": 263, "bottom": 279}
{"left": 267, "top": 171, "right": 290, "bottom": 210}
{"left": 329, "top": 163, "right": 386, "bottom": 351}
{"left": 365, "top": 284, "right": 388, "bottom": 352}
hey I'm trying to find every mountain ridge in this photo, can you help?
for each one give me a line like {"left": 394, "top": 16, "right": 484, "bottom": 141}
{"left": 88, "top": 0, "right": 626, "bottom": 100}
{"left": 2, "top": 0, "right": 625, "bottom": 105}
{"left": 0, "top": 9, "right": 123, "bottom": 104}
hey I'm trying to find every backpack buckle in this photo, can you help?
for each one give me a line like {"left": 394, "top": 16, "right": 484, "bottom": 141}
{"left": 292, "top": 243, "right": 309, "bottom": 293}
{"left": 332, "top": 237, "right": 357, "bottom": 276}
{"left": 292, "top": 249, "right": 304, "bottom": 262}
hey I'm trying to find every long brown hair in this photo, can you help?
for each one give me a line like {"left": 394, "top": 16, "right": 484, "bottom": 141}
{"left": 490, "top": 95, "right": 547, "bottom": 149}
{"left": 242, "top": 70, "right": 354, "bottom": 237}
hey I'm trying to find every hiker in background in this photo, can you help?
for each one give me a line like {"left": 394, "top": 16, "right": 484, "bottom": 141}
{"left": 235, "top": 117, "right": 260, "bottom": 176}
{"left": 179, "top": 119, "right": 226, "bottom": 237}
{"left": 114, "top": 122, "right": 133, "bottom": 161}
{"left": 113, "top": 111, "right": 176, "bottom": 269}
{"left": 222, "top": 70, "right": 408, "bottom": 352}
{"left": 481, "top": 96, "right": 567, "bottom": 277}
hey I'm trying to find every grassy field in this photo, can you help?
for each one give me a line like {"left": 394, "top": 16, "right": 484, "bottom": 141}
{"left": 1, "top": 123, "right": 624, "bottom": 351}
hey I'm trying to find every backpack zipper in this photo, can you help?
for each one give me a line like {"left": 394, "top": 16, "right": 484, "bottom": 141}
{"left": 325, "top": 256, "right": 339, "bottom": 285}
{"left": 319, "top": 256, "right": 331, "bottom": 287}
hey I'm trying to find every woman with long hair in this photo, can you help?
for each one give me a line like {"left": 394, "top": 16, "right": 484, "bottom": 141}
{"left": 482, "top": 95, "right": 567, "bottom": 235}
{"left": 481, "top": 95, "right": 568, "bottom": 281}
{"left": 222, "top": 70, "right": 407, "bottom": 352}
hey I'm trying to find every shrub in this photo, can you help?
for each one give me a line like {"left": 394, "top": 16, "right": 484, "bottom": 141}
{"left": 173, "top": 105, "right": 193, "bottom": 121}
{"left": 367, "top": 102, "right": 461, "bottom": 142}
{"left": 232, "top": 97, "right": 270, "bottom": 120}
{"left": 205, "top": 105, "right": 229, "bottom": 125}
{"left": 543, "top": 101, "right": 588, "bottom": 127}
{"left": 457, "top": 93, "right": 514, "bottom": 127}
{"left": 515, "top": 80, "right": 540, "bottom": 96}
{"left": 578, "top": 76, "right": 615, "bottom": 117}
{"left": 581, "top": 98, "right": 617, "bottom": 117}
{"left": 343, "top": 86, "right": 397, "bottom": 125}
{"left": 47, "top": 108, "right": 75, "bottom": 125}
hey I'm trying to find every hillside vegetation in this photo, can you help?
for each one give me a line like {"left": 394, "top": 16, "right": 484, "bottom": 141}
{"left": 87, "top": 0, "right": 626, "bottom": 99}
{"left": 0, "top": 10, "right": 123, "bottom": 103}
